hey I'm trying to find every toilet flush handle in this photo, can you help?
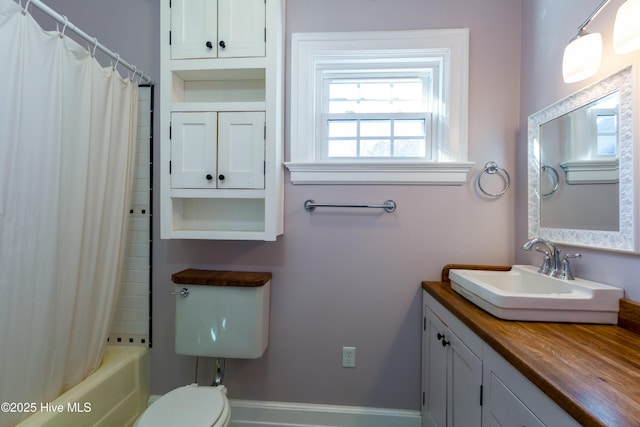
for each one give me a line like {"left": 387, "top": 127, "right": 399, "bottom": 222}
{"left": 170, "top": 287, "right": 190, "bottom": 297}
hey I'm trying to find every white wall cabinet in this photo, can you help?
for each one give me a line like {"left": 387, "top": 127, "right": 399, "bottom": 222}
{"left": 422, "top": 291, "right": 580, "bottom": 427}
{"left": 160, "top": 0, "right": 284, "bottom": 240}
{"left": 171, "top": 111, "right": 265, "bottom": 190}
{"left": 171, "top": 0, "right": 266, "bottom": 59}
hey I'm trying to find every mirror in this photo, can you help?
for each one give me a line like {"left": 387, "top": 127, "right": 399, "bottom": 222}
{"left": 528, "top": 66, "right": 635, "bottom": 252}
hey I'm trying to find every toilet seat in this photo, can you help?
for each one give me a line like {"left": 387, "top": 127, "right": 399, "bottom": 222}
{"left": 135, "top": 384, "right": 230, "bottom": 427}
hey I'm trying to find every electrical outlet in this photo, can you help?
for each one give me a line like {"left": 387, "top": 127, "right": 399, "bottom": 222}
{"left": 342, "top": 346, "right": 356, "bottom": 368}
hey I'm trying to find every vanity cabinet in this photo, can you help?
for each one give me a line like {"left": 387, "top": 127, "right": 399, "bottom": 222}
{"left": 422, "top": 290, "right": 580, "bottom": 427}
{"left": 482, "top": 345, "right": 580, "bottom": 427}
{"left": 171, "top": 0, "right": 266, "bottom": 59}
{"left": 160, "top": 0, "right": 284, "bottom": 240}
{"left": 423, "top": 308, "right": 482, "bottom": 427}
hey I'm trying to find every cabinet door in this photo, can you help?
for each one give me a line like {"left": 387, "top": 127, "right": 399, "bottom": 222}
{"left": 218, "top": 0, "right": 266, "bottom": 58}
{"left": 217, "top": 112, "right": 265, "bottom": 189}
{"left": 171, "top": 112, "right": 217, "bottom": 189}
{"left": 484, "top": 372, "right": 544, "bottom": 427}
{"left": 448, "top": 332, "right": 482, "bottom": 427}
{"left": 423, "top": 312, "right": 448, "bottom": 427}
{"left": 483, "top": 345, "right": 581, "bottom": 427}
{"left": 423, "top": 309, "right": 482, "bottom": 427}
{"left": 171, "top": 0, "right": 218, "bottom": 59}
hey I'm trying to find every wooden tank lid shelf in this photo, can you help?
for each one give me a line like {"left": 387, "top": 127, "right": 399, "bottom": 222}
{"left": 423, "top": 264, "right": 640, "bottom": 427}
{"left": 172, "top": 269, "right": 272, "bottom": 287}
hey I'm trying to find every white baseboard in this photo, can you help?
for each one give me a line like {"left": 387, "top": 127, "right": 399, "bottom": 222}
{"left": 229, "top": 399, "right": 421, "bottom": 427}
{"left": 147, "top": 395, "right": 422, "bottom": 427}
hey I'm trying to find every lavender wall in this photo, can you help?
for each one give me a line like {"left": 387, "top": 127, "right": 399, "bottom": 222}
{"left": 517, "top": 0, "right": 640, "bottom": 301}
{"left": 40, "top": 0, "right": 520, "bottom": 410}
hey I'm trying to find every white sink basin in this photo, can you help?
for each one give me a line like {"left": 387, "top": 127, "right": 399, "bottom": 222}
{"left": 449, "top": 265, "right": 624, "bottom": 324}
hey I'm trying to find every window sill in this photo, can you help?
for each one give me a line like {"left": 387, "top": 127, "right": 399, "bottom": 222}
{"left": 284, "top": 161, "right": 475, "bottom": 185}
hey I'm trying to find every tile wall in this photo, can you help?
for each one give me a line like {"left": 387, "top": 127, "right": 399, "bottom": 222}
{"left": 109, "top": 85, "right": 152, "bottom": 346}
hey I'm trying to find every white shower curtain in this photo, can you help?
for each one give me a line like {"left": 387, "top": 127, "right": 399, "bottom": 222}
{"left": 0, "top": 1, "right": 138, "bottom": 425}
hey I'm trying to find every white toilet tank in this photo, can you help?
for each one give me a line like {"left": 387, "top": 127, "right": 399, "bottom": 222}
{"left": 172, "top": 269, "right": 271, "bottom": 359}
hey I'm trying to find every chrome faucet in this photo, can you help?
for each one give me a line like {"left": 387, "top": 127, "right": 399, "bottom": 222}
{"left": 521, "top": 237, "right": 561, "bottom": 277}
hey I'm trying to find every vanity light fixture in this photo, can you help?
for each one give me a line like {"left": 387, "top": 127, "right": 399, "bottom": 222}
{"left": 563, "top": 0, "right": 640, "bottom": 83}
{"left": 562, "top": 30, "right": 603, "bottom": 83}
{"left": 613, "top": 0, "right": 640, "bottom": 54}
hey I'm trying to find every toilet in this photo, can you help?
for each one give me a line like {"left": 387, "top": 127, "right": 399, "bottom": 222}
{"left": 135, "top": 270, "right": 272, "bottom": 427}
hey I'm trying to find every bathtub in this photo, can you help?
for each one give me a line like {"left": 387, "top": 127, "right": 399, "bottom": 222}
{"left": 16, "top": 345, "right": 149, "bottom": 427}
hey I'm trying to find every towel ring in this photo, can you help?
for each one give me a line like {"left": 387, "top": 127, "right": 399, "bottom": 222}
{"left": 541, "top": 165, "right": 560, "bottom": 197}
{"left": 478, "top": 161, "right": 510, "bottom": 197}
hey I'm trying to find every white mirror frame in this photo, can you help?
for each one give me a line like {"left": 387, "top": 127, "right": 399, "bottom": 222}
{"left": 528, "top": 66, "right": 636, "bottom": 252}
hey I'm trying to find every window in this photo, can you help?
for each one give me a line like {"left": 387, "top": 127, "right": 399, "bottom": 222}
{"left": 322, "top": 71, "right": 433, "bottom": 160}
{"left": 286, "top": 29, "right": 472, "bottom": 185}
{"left": 595, "top": 111, "right": 618, "bottom": 156}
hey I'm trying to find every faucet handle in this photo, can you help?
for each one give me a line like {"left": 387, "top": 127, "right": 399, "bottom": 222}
{"left": 558, "top": 253, "right": 581, "bottom": 280}
{"left": 535, "top": 247, "right": 552, "bottom": 275}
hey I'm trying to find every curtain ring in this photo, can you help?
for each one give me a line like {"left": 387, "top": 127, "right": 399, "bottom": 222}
{"left": 22, "top": 0, "right": 32, "bottom": 15}
{"left": 112, "top": 53, "right": 120, "bottom": 71}
{"left": 478, "top": 161, "right": 511, "bottom": 198}
{"left": 59, "top": 15, "right": 68, "bottom": 39}
{"left": 130, "top": 66, "right": 137, "bottom": 81}
{"left": 137, "top": 69, "right": 144, "bottom": 84}
{"left": 91, "top": 38, "right": 98, "bottom": 57}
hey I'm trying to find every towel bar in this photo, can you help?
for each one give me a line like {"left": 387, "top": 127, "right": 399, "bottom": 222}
{"left": 304, "top": 200, "right": 397, "bottom": 213}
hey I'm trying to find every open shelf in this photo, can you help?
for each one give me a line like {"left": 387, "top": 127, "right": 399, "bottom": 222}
{"left": 171, "top": 68, "right": 266, "bottom": 104}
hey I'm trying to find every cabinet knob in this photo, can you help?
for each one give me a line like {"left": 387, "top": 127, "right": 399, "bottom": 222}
{"left": 206, "top": 174, "right": 213, "bottom": 181}
{"left": 218, "top": 174, "right": 225, "bottom": 181}
{"left": 205, "top": 41, "right": 213, "bottom": 49}
{"left": 441, "top": 339, "right": 450, "bottom": 347}
{"left": 437, "top": 333, "right": 445, "bottom": 341}
{"left": 219, "top": 40, "right": 226, "bottom": 49}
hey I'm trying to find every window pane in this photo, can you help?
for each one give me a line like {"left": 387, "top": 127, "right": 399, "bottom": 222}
{"left": 329, "top": 83, "right": 359, "bottom": 100}
{"left": 360, "top": 120, "right": 391, "bottom": 137}
{"left": 391, "top": 100, "right": 425, "bottom": 112}
{"left": 330, "top": 101, "right": 359, "bottom": 114}
{"left": 393, "top": 82, "right": 424, "bottom": 100}
{"left": 357, "top": 101, "right": 396, "bottom": 113}
{"left": 597, "top": 135, "right": 617, "bottom": 156}
{"left": 328, "top": 120, "right": 357, "bottom": 137}
{"left": 360, "top": 82, "right": 392, "bottom": 100}
{"left": 394, "top": 119, "right": 425, "bottom": 137}
{"left": 328, "top": 139, "right": 358, "bottom": 157}
{"left": 596, "top": 114, "right": 617, "bottom": 134}
{"left": 394, "top": 139, "right": 425, "bottom": 157}
{"left": 361, "top": 139, "right": 391, "bottom": 157}
{"left": 327, "top": 76, "right": 428, "bottom": 114}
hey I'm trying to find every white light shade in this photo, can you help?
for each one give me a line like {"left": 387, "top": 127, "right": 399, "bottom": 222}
{"left": 613, "top": 0, "right": 640, "bottom": 54}
{"left": 562, "top": 32, "right": 603, "bottom": 83}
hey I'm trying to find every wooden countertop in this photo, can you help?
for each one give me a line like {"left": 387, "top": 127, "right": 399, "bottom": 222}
{"left": 172, "top": 269, "right": 272, "bottom": 287}
{"left": 422, "top": 265, "right": 640, "bottom": 427}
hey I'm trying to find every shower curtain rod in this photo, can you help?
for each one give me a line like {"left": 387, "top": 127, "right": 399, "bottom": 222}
{"left": 19, "top": 0, "right": 152, "bottom": 84}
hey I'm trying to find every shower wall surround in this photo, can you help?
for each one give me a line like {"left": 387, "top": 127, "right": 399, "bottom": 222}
{"left": 109, "top": 86, "right": 153, "bottom": 346}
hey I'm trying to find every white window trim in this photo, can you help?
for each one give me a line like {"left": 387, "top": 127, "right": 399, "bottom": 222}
{"left": 285, "top": 29, "right": 473, "bottom": 185}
